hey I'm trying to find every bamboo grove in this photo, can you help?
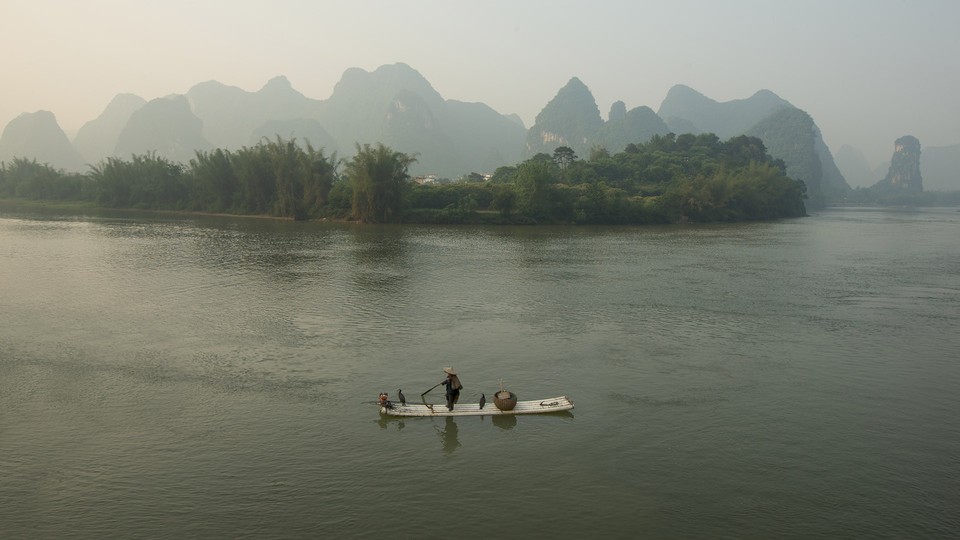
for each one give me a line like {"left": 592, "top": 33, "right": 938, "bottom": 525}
{"left": 0, "top": 133, "right": 811, "bottom": 224}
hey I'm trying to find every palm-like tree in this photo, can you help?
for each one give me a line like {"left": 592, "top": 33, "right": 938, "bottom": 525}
{"left": 344, "top": 143, "right": 417, "bottom": 223}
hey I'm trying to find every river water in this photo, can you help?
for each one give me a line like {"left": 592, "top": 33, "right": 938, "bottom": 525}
{"left": 1, "top": 206, "right": 958, "bottom": 539}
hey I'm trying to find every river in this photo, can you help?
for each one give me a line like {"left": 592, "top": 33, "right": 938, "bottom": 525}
{"left": 1, "top": 205, "right": 958, "bottom": 539}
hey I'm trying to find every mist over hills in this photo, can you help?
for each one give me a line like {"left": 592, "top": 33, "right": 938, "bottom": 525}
{"left": 181, "top": 64, "right": 527, "bottom": 177}
{"left": 921, "top": 145, "right": 960, "bottom": 191}
{"left": 115, "top": 95, "right": 212, "bottom": 164}
{"left": 7, "top": 61, "right": 942, "bottom": 207}
{"left": 187, "top": 76, "right": 323, "bottom": 151}
{"left": 73, "top": 93, "right": 147, "bottom": 165}
{"left": 659, "top": 85, "right": 792, "bottom": 136}
{"left": 834, "top": 145, "right": 877, "bottom": 188}
{"left": 249, "top": 118, "right": 337, "bottom": 152}
{"left": 0, "top": 64, "right": 528, "bottom": 178}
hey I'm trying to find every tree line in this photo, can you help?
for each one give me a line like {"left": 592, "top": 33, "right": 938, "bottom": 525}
{"left": 0, "top": 133, "right": 810, "bottom": 224}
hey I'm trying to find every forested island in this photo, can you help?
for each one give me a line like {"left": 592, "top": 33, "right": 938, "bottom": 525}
{"left": 0, "top": 133, "right": 808, "bottom": 224}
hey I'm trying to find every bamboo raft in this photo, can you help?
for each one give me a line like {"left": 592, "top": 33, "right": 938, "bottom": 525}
{"left": 379, "top": 396, "right": 574, "bottom": 417}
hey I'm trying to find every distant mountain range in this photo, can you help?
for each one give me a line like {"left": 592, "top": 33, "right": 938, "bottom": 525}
{"left": 6, "top": 62, "right": 954, "bottom": 206}
{"left": 1, "top": 64, "right": 527, "bottom": 178}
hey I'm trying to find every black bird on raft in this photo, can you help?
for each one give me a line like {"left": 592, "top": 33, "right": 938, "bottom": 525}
{"left": 398, "top": 389, "right": 406, "bottom": 406}
{"left": 479, "top": 393, "right": 486, "bottom": 409}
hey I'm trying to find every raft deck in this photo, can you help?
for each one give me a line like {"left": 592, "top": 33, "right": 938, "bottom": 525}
{"left": 380, "top": 396, "right": 574, "bottom": 417}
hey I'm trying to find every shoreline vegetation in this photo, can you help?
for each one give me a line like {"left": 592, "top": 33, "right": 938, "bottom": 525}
{"left": 3, "top": 134, "right": 816, "bottom": 225}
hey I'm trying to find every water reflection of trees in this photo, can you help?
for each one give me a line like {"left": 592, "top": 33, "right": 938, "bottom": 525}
{"left": 349, "top": 226, "right": 412, "bottom": 296}
{"left": 350, "top": 226, "right": 409, "bottom": 265}
{"left": 182, "top": 220, "right": 338, "bottom": 283}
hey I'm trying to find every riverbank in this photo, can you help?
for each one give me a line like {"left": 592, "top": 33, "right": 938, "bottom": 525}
{"left": 0, "top": 199, "right": 546, "bottom": 226}
{"left": 0, "top": 198, "right": 294, "bottom": 222}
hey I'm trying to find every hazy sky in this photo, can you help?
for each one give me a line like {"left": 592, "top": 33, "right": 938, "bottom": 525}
{"left": 2, "top": 0, "right": 958, "bottom": 166}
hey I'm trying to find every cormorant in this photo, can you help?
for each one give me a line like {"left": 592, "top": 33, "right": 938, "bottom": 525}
{"left": 479, "top": 393, "right": 486, "bottom": 409}
{"left": 398, "top": 389, "right": 406, "bottom": 405}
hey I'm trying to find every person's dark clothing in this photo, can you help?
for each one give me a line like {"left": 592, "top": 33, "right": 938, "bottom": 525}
{"left": 442, "top": 374, "right": 463, "bottom": 410}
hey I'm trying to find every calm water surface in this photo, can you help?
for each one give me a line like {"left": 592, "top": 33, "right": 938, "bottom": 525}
{"left": 1, "top": 206, "right": 958, "bottom": 539}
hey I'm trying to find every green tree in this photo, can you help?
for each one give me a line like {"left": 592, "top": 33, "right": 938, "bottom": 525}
{"left": 345, "top": 143, "right": 417, "bottom": 223}
{"left": 489, "top": 165, "right": 517, "bottom": 184}
{"left": 553, "top": 146, "right": 577, "bottom": 180}
{"left": 588, "top": 145, "right": 610, "bottom": 161}
{"left": 189, "top": 148, "right": 237, "bottom": 212}
{"left": 303, "top": 145, "right": 338, "bottom": 213}
{"left": 231, "top": 144, "right": 275, "bottom": 214}
{"left": 490, "top": 185, "right": 517, "bottom": 218}
{"left": 0, "top": 158, "right": 71, "bottom": 199}
{"left": 514, "top": 159, "right": 557, "bottom": 220}
{"left": 89, "top": 152, "right": 185, "bottom": 208}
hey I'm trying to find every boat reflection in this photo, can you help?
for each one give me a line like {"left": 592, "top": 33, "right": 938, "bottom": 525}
{"left": 436, "top": 416, "right": 461, "bottom": 454}
{"left": 491, "top": 410, "right": 574, "bottom": 429}
{"left": 375, "top": 415, "right": 406, "bottom": 431}
{"left": 492, "top": 415, "right": 517, "bottom": 430}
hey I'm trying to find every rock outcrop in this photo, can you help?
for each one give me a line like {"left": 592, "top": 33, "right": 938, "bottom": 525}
{"left": 524, "top": 80, "right": 670, "bottom": 158}
{"left": 874, "top": 136, "right": 922, "bottom": 193}
{"left": 524, "top": 77, "right": 603, "bottom": 158}
{"left": 0, "top": 110, "right": 84, "bottom": 171}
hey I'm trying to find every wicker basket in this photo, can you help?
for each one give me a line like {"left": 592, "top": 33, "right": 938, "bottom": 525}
{"left": 494, "top": 390, "right": 517, "bottom": 411}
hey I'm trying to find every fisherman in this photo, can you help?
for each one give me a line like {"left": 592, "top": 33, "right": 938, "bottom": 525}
{"left": 441, "top": 367, "right": 463, "bottom": 411}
